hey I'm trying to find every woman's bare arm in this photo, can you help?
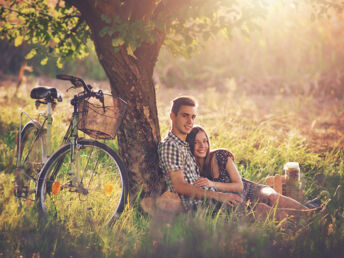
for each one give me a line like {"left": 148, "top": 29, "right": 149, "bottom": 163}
{"left": 215, "top": 158, "right": 243, "bottom": 192}
{"left": 194, "top": 157, "right": 244, "bottom": 193}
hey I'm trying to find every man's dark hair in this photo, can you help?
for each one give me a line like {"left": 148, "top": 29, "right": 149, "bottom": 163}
{"left": 171, "top": 96, "right": 197, "bottom": 115}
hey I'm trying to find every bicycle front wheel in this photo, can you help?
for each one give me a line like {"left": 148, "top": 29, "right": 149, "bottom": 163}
{"left": 37, "top": 139, "right": 128, "bottom": 228}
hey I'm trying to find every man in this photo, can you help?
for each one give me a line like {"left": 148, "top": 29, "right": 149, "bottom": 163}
{"left": 158, "top": 96, "right": 242, "bottom": 211}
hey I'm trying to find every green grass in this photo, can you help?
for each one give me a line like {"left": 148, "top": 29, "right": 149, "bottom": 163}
{"left": 1, "top": 82, "right": 344, "bottom": 257}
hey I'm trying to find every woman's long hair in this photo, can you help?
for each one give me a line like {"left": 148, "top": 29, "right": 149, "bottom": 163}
{"left": 186, "top": 126, "right": 235, "bottom": 179}
{"left": 186, "top": 126, "right": 213, "bottom": 178}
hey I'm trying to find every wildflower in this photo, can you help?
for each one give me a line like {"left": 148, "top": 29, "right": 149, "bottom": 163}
{"left": 52, "top": 181, "right": 61, "bottom": 195}
{"left": 104, "top": 182, "right": 114, "bottom": 196}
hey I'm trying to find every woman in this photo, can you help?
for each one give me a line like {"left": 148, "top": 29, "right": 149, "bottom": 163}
{"left": 186, "top": 126, "right": 318, "bottom": 220}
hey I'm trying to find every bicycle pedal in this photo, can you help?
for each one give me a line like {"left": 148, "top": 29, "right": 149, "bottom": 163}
{"left": 14, "top": 185, "right": 29, "bottom": 198}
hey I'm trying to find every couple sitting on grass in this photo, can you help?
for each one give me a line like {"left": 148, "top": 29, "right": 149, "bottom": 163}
{"left": 155, "top": 96, "right": 323, "bottom": 221}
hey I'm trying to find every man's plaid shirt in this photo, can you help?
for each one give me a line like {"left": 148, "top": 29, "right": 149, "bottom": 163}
{"left": 158, "top": 131, "right": 214, "bottom": 210}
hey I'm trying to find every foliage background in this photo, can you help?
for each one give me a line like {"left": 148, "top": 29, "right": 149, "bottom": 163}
{"left": 2, "top": 2, "right": 342, "bottom": 98}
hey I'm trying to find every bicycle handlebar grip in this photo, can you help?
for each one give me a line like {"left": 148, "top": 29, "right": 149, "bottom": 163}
{"left": 56, "top": 74, "right": 76, "bottom": 81}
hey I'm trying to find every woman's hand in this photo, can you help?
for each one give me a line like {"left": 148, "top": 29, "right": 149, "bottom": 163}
{"left": 194, "top": 177, "right": 215, "bottom": 188}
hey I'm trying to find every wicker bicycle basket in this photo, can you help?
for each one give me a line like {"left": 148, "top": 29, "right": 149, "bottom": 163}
{"left": 77, "top": 94, "right": 127, "bottom": 139}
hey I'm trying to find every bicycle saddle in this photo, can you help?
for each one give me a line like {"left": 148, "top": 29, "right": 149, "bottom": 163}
{"left": 30, "top": 86, "right": 63, "bottom": 102}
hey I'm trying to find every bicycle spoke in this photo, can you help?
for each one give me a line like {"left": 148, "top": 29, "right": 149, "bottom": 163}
{"left": 85, "top": 148, "right": 100, "bottom": 190}
{"left": 80, "top": 144, "right": 95, "bottom": 185}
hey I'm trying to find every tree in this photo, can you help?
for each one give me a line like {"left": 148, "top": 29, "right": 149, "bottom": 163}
{"left": 4, "top": 0, "right": 339, "bottom": 197}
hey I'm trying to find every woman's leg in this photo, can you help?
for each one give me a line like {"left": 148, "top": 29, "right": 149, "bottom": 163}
{"left": 254, "top": 203, "right": 315, "bottom": 222}
{"left": 258, "top": 186, "right": 307, "bottom": 210}
{"left": 254, "top": 203, "right": 288, "bottom": 221}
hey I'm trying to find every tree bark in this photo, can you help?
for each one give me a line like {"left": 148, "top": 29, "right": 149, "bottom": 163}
{"left": 99, "top": 46, "right": 165, "bottom": 197}
{"left": 71, "top": 1, "right": 166, "bottom": 197}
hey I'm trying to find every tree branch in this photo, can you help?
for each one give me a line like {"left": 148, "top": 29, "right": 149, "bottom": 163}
{"left": 118, "top": 0, "right": 135, "bottom": 20}
{"left": 131, "top": 0, "right": 156, "bottom": 21}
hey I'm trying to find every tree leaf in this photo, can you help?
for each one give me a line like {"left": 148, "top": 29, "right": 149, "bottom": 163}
{"left": 25, "top": 49, "right": 37, "bottom": 60}
{"left": 40, "top": 57, "right": 48, "bottom": 66}
{"left": 99, "top": 26, "right": 110, "bottom": 37}
{"left": 112, "top": 37, "right": 125, "bottom": 47}
{"left": 127, "top": 44, "right": 137, "bottom": 59}
{"left": 56, "top": 57, "right": 63, "bottom": 68}
{"left": 14, "top": 35, "right": 23, "bottom": 47}
{"left": 101, "top": 14, "right": 112, "bottom": 24}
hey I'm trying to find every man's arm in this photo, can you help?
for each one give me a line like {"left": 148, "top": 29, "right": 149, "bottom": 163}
{"left": 169, "top": 170, "right": 242, "bottom": 206}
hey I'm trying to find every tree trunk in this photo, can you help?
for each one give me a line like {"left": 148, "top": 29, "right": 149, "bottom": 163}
{"left": 73, "top": 3, "right": 166, "bottom": 198}
{"left": 101, "top": 48, "right": 166, "bottom": 197}
{"left": 94, "top": 44, "right": 165, "bottom": 198}
{"left": 115, "top": 73, "right": 164, "bottom": 197}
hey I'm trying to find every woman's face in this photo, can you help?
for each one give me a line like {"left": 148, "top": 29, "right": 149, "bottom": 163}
{"left": 193, "top": 131, "right": 209, "bottom": 159}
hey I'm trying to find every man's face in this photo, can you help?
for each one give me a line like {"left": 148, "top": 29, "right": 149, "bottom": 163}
{"left": 171, "top": 105, "right": 197, "bottom": 139}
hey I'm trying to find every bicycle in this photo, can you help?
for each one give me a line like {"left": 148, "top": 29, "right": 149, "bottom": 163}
{"left": 16, "top": 75, "right": 129, "bottom": 228}
{"left": 15, "top": 85, "right": 62, "bottom": 203}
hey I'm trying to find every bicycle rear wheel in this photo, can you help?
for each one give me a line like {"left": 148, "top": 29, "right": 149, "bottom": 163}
{"left": 37, "top": 139, "right": 128, "bottom": 228}
{"left": 16, "top": 121, "right": 45, "bottom": 201}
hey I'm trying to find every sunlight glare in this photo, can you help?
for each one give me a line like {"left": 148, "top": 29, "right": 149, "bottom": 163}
{"left": 261, "top": 187, "right": 276, "bottom": 195}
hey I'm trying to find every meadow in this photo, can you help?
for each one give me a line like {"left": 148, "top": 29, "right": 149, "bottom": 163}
{"left": 0, "top": 77, "right": 343, "bottom": 257}
{"left": 1, "top": 3, "right": 344, "bottom": 257}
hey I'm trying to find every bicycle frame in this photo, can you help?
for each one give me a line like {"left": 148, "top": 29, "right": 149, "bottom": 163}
{"left": 55, "top": 87, "right": 110, "bottom": 192}
{"left": 47, "top": 95, "right": 82, "bottom": 189}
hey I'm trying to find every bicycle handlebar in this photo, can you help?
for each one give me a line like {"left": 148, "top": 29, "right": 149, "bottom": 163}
{"left": 56, "top": 74, "right": 91, "bottom": 93}
{"left": 57, "top": 74, "right": 106, "bottom": 111}
{"left": 56, "top": 74, "right": 76, "bottom": 81}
